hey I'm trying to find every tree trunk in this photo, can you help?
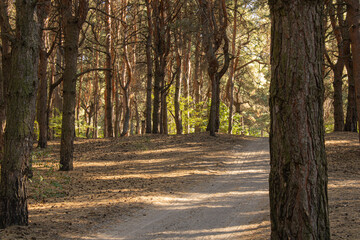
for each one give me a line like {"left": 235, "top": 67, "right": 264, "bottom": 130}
{"left": 0, "top": 0, "right": 39, "bottom": 228}
{"left": 268, "top": 0, "right": 330, "bottom": 238}
{"left": 228, "top": 0, "right": 238, "bottom": 134}
{"left": 121, "top": 90, "right": 131, "bottom": 137}
{"left": 160, "top": 90, "right": 168, "bottom": 134}
{"left": 344, "top": 61, "right": 358, "bottom": 131}
{"left": 104, "top": 0, "right": 113, "bottom": 138}
{"left": 343, "top": 8, "right": 358, "bottom": 132}
{"left": 36, "top": 0, "right": 51, "bottom": 148}
{"left": 199, "top": 0, "right": 230, "bottom": 136}
{"left": 332, "top": 60, "right": 345, "bottom": 131}
{"left": 347, "top": 1, "right": 360, "bottom": 140}
{"left": 37, "top": 48, "right": 49, "bottom": 148}
{"left": 93, "top": 49, "right": 99, "bottom": 138}
{"left": 183, "top": 38, "right": 191, "bottom": 134}
{"left": 145, "top": 0, "right": 153, "bottom": 134}
{"left": 151, "top": 0, "right": 170, "bottom": 134}
{"left": 76, "top": 57, "right": 83, "bottom": 137}
{"left": 174, "top": 51, "right": 183, "bottom": 135}
{"left": 114, "top": 68, "right": 121, "bottom": 138}
{"left": 193, "top": 34, "right": 202, "bottom": 133}
{"left": 59, "top": 0, "right": 88, "bottom": 171}
{"left": 0, "top": 0, "right": 12, "bottom": 162}
{"left": 327, "top": 1, "right": 345, "bottom": 131}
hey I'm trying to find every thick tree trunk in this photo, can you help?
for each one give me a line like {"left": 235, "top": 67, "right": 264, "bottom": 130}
{"left": 59, "top": 0, "right": 88, "bottom": 171}
{"left": 268, "top": 1, "right": 330, "bottom": 238}
{"left": 60, "top": 23, "right": 80, "bottom": 171}
{"left": 0, "top": 0, "right": 39, "bottom": 228}
{"left": 0, "top": 0, "right": 12, "bottom": 162}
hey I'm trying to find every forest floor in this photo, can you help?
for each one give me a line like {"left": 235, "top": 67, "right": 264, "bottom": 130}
{"left": 0, "top": 132, "right": 359, "bottom": 239}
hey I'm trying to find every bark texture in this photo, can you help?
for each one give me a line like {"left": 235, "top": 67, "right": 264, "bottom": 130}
{"left": 59, "top": 0, "right": 88, "bottom": 171}
{"left": 342, "top": 4, "right": 357, "bottom": 132}
{"left": 268, "top": 0, "right": 330, "bottom": 239}
{"left": 0, "top": 0, "right": 12, "bottom": 163}
{"left": 151, "top": 0, "right": 170, "bottom": 134}
{"left": 36, "top": 0, "right": 51, "bottom": 148}
{"left": 0, "top": 0, "right": 39, "bottom": 228}
{"left": 145, "top": 0, "right": 153, "bottom": 134}
{"left": 104, "top": 0, "right": 113, "bottom": 138}
{"left": 346, "top": 0, "right": 360, "bottom": 140}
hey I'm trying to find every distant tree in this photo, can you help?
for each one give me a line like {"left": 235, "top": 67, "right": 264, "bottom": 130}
{"left": 268, "top": 0, "right": 330, "bottom": 238}
{"left": 345, "top": 0, "right": 360, "bottom": 140}
{"left": 59, "top": 0, "right": 88, "bottom": 171}
{"left": 0, "top": 0, "right": 39, "bottom": 228}
{"left": 198, "top": 0, "right": 230, "bottom": 136}
{"left": 325, "top": 0, "right": 345, "bottom": 131}
{"left": 36, "top": 0, "right": 53, "bottom": 148}
{"left": 145, "top": 0, "right": 153, "bottom": 134}
{"left": 104, "top": 0, "right": 113, "bottom": 138}
{"left": 151, "top": 0, "right": 171, "bottom": 133}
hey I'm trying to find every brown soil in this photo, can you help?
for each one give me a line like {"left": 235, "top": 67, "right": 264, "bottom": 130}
{"left": 0, "top": 132, "right": 359, "bottom": 239}
{"left": 326, "top": 132, "right": 360, "bottom": 240}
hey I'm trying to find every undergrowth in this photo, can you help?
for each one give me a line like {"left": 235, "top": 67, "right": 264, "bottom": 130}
{"left": 28, "top": 147, "right": 70, "bottom": 201}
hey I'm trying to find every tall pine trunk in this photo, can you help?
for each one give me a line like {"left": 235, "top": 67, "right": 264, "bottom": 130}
{"left": 59, "top": 0, "right": 88, "bottom": 171}
{"left": 332, "top": 60, "right": 345, "bottom": 131}
{"left": 104, "top": 0, "right": 113, "bottom": 138}
{"left": 0, "top": 0, "right": 39, "bottom": 228}
{"left": 193, "top": 34, "right": 202, "bottom": 133}
{"left": 268, "top": 0, "right": 330, "bottom": 238}
{"left": 343, "top": 9, "right": 358, "bottom": 132}
{"left": 0, "top": 0, "right": 12, "bottom": 164}
{"left": 347, "top": 1, "right": 360, "bottom": 140}
{"left": 145, "top": 0, "right": 153, "bottom": 134}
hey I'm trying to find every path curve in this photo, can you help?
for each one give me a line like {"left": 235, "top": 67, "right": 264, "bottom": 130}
{"left": 92, "top": 138, "right": 270, "bottom": 240}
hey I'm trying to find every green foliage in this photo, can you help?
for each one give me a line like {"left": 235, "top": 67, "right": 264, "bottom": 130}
{"left": 76, "top": 117, "right": 94, "bottom": 138}
{"left": 29, "top": 149, "right": 70, "bottom": 201}
{"left": 49, "top": 108, "right": 63, "bottom": 138}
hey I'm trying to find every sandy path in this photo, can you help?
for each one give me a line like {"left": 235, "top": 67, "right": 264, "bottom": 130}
{"left": 90, "top": 138, "right": 270, "bottom": 240}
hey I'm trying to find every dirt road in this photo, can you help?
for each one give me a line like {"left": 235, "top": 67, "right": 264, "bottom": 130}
{"left": 91, "top": 138, "right": 271, "bottom": 240}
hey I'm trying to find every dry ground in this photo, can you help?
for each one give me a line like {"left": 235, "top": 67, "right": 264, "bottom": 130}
{"left": 0, "top": 132, "right": 359, "bottom": 239}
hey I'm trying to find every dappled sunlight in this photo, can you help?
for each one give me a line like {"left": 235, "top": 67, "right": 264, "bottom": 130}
{"left": 328, "top": 179, "right": 360, "bottom": 189}
{"left": 90, "top": 170, "right": 210, "bottom": 180}
{"left": 19, "top": 134, "right": 272, "bottom": 239}
{"left": 137, "top": 189, "right": 269, "bottom": 210}
{"left": 326, "top": 139, "right": 359, "bottom": 146}
{"left": 149, "top": 221, "right": 270, "bottom": 239}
